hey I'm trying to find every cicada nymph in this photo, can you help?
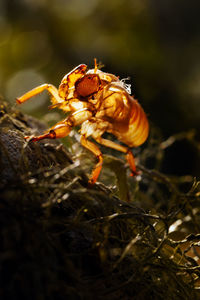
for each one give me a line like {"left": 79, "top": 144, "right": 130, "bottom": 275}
{"left": 16, "top": 60, "right": 149, "bottom": 185}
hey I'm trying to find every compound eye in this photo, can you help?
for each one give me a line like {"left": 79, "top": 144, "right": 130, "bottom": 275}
{"left": 75, "top": 74, "right": 100, "bottom": 98}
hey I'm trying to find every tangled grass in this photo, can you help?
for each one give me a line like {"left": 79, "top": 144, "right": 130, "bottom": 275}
{"left": 0, "top": 99, "right": 200, "bottom": 299}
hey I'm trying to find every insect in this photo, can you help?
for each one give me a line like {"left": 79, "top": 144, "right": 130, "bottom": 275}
{"left": 16, "top": 60, "right": 149, "bottom": 185}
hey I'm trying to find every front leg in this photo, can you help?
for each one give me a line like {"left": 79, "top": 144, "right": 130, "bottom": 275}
{"left": 16, "top": 84, "right": 62, "bottom": 105}
{"left": 25, "top": 118, "right": 74, "bottom": 142}
{"left": 25, "top": 109, "right": 93, "bottom": 142}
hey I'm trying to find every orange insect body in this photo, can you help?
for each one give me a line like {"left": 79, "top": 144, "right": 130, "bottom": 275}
{"left": 16, "top": 61, "right": 149, "bottom": 185}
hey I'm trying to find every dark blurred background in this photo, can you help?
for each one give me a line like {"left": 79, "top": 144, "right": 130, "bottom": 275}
{"left": 0, "top": 0, "right": 200, "bottom": 176}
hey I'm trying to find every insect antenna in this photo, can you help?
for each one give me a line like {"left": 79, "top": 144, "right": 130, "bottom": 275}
{"left": 94, "top": 58, "right": 98, "bottom": 73}
{"left": 93, "top": 58, "right": 104, "bottom": 72}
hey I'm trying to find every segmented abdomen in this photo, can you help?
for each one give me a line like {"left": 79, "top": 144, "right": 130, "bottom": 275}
{"left": 109, "top": 95, "right": 149, "bottom": 148}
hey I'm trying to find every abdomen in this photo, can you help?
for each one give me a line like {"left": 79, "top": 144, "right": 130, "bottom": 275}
{"left": 109, "top": 96, "right": 149, "bottom": 148}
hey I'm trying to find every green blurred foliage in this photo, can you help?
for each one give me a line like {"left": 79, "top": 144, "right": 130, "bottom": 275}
{"left": 0, "top": 0, "right": 200, "bottom": 176}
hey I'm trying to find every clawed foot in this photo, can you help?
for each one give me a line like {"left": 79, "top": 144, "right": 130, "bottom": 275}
{"left": 24, "top": 130, "right": 56, "bottom": 142}
{"left": 130, "top": 170, "right": 140, "bottom": 177}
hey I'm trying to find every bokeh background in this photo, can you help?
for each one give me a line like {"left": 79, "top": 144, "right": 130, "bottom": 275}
{"left": 0, "top": 0, "right": 200, "bottom": 176}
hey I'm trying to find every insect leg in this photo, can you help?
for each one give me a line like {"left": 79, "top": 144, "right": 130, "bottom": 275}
{"left": 25, "top": 109, "right": 93, "bottom": 142}
{"left": 126, "top": 150, "right": 138, "bottom": 176}
{"left": 16, "top": 84, "right": 62, "bottom": 105}
{"left": 95, "top": 137, "right": 137, "bottom": 176}
{"left": 25, "top": 118, "right": 73, "bottom": 142}
{"left": 80, "top": 135, "right": 103, "bottom": 185}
